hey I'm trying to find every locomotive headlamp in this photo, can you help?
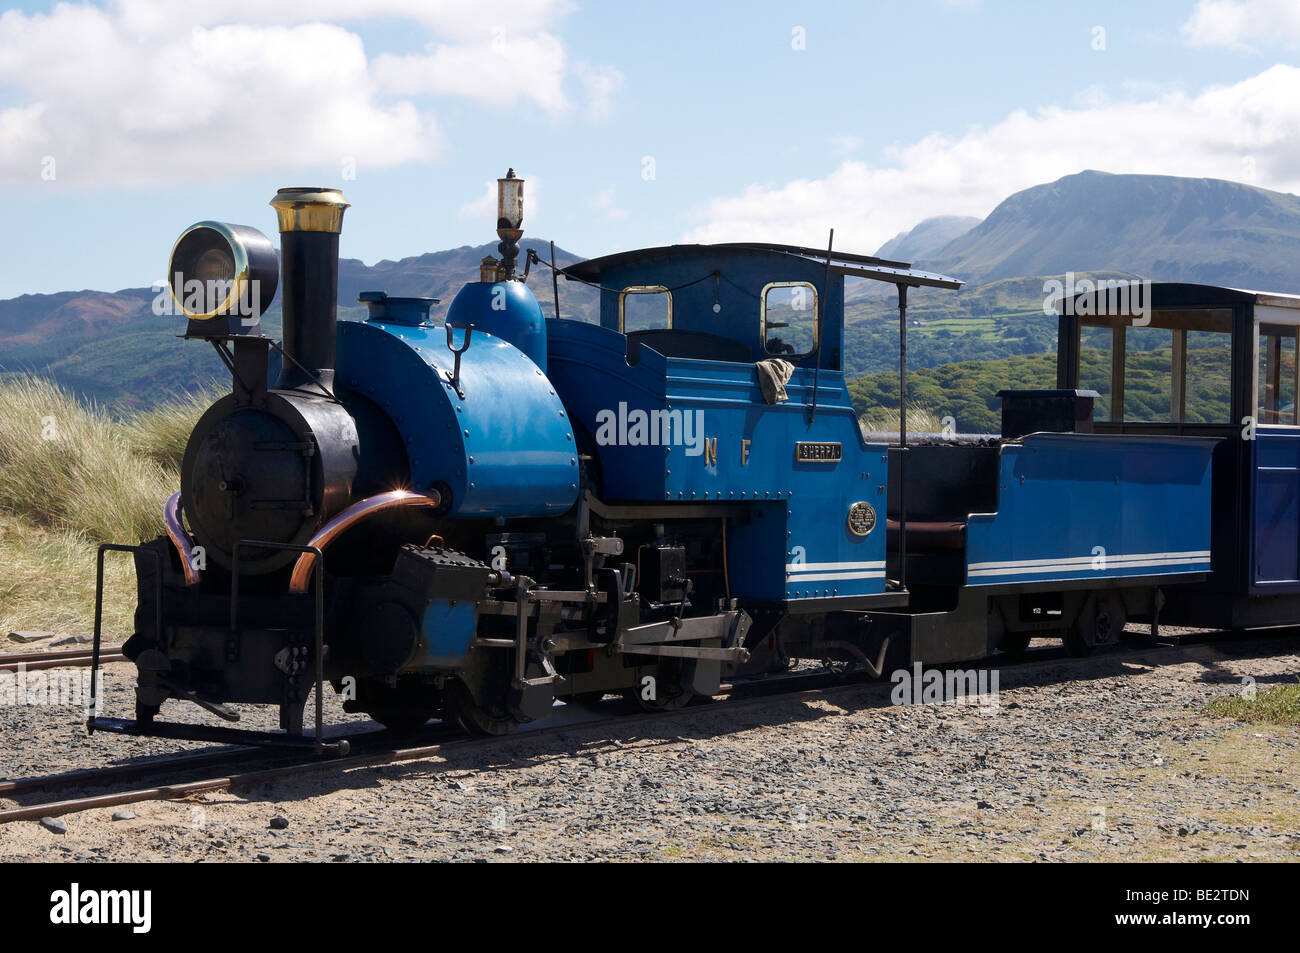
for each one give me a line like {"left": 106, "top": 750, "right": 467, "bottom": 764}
{"left": 168, "top": 221, "right": 279, "bottom": 323}
{"left": 496, "top": 168, "right": 524, "bottom": 279}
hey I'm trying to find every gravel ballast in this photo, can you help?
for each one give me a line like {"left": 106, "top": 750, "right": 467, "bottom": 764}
{"left": 1, "top": 632, "right": 1297, "bottom": 862}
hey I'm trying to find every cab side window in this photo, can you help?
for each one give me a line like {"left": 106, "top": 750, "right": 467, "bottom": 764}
{"left": 620, "top": 286, "right": 672, "bottom": 333}
{"left": 762, "top": 282, "right": 817, "bottom": 357}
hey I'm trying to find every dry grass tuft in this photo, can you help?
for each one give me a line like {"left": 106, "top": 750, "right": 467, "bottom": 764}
{"left": 858, "top": 404, "right": 949, "bottom": 436}
{"left": 120, "top": 387, "right": 221, "bottom": 471}
{"left": 0, "top": 375, "right": 213, "bottom": 636}
{"left": 0, "top": 513, "right": 136, "bottom": 637}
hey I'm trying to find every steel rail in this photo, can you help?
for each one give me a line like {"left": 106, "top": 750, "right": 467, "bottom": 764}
{"left": 1, "top": 647, "right": 126, "bottom": 672}
{"left": 0, "top": 721, "right": 467, "bottom": 805}
{"left": 1, "top": 645, "right": 125, "bottom": 664}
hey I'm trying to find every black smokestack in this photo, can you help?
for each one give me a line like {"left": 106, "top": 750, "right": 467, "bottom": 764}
{"left": 270, "top": 187, "right": 350, "bottom": 390}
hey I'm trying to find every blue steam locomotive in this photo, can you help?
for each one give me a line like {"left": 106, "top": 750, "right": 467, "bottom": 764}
{"left": 88, "top": 170, "right": 1297, "bottom": 746}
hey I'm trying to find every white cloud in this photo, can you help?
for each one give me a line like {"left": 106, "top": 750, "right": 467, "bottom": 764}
{"left": 684, "top": 65, "right": 1300, "bottom": 255}
{"left": 1182, "top": 0, "right": 1300, "bottom": 50}
{"left": 113, "top": 0, "right": 574, "bottom": 40}
{"left": 829, "top": 134, "right": 860, "bottom": 157}
{"left": 575, "top": 63, "right": 624, "bottom": 121}
{"left": 591, "top": 187, "right": 627, "bottom": 221}
{"left": 374, "top": 33, "right": 571, "bottom": 113}
{"left": 459, "top": 180, "right": 499, "bottom": 221}
{"left": 0, "top": 1, "right": 615, "bottom": 187}
{"left": 459, "top": 173, "right": 541, "bottom": 223}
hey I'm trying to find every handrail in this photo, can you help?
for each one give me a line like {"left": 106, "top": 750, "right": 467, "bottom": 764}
{"left": 287, "top": 489, "right": 442, "bottom": 593}
{"left": 163, "top": 491, "right": 200, "bottom": 585}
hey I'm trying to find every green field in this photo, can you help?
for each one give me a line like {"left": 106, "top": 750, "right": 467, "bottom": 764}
{"left": 836, "top": 273, "right": 1138, "bottom": 379}
{"left": 849, "top": 344, "right": 1235, "bottom": 434}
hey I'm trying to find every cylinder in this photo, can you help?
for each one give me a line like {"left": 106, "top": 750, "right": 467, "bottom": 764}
{"left": 269, "top": 187, "right": 350, "bottom": 390}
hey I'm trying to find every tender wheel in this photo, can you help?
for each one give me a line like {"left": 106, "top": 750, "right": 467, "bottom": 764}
{"left": 623, "top": 685, "right": 695, "bottom": 711}
{"left": 444, "top": 680, "right": 521, "bottom": 736}
{"left": 1062, "top": 628, "right": 1096, "bottom": 657}
{"left": 1064, "top": 594, "right": 1125, "bottom": 657}
{"left": 623, "top": 663, "right": 695, "bottom": 711}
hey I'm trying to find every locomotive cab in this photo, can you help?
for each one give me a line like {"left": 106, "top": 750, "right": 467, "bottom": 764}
{"left": 548, "top": 243, "right": 963, "bottom": 674}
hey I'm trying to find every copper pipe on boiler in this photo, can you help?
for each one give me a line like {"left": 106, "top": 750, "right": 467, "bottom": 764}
{"left": 288, "top": 489, "right": 442, "bottom": 593}
{"left": 164, "top": 491, "right": 200, "bottom": 585}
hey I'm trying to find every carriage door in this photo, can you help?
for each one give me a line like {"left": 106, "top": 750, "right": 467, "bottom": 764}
{"left": 1250, "top": 312, "right": 1300, "bottom": 590}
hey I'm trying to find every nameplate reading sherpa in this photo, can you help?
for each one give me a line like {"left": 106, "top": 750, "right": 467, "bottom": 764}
{"left": 795, "top": 441, "right": 842, "bottom": 463}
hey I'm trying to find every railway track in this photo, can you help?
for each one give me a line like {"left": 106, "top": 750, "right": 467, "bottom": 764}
{"left": 0, "top": 662, "right": 878, "bottom": 823}
{"left": 0, "top": 673, "right": 843, "bottom": 825}
{"left": 2, "top": 627, "right": 1296, "bottom": 826}
{"left": 0, "top": 645, "right": 126, "bottom": 672}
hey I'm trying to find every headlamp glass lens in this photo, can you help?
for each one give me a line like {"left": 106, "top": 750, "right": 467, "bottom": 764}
{"left": 170, "top": 227, "right": 238, "bottom": 317}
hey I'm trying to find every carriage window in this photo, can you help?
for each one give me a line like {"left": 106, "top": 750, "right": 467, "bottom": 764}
{"left": 1078, "top": 325, "right": 1113, "bottom": 420}
{"left": 1078, "top": 308, "right": 1233, "bottom": 423}
{"left": 1258, "top": 324, "right": 1298, "bottom": 425}
{"left": 1184, "top": 330, "right": 1232, "bottom": 423}
{"left": 1123, "top": 326, "right": 1173, "bottom": 422}
{"left": 620, "top": 286, "right": 672, "bottom": 333}
{"left": 762, "top": 282, "right": 817, "bottom": 357}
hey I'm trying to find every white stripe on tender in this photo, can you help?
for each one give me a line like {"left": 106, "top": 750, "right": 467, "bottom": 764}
{"left": 785, "top": 560, "right": 886, "bottom": 573}
{"left": 968, "top": 560, "right": 1211, "bottom": 577}
{"left": 969, "top": 564, "right": 1209, "bottom": 578}
{"left": 968, "top": 552, "right": 1210, "bottom": 578}
{"left": 786, "top": 570, "right": 888, "bottom": 582}
{"left": 967, "top": 551, "right": 1209, "bottom": 572}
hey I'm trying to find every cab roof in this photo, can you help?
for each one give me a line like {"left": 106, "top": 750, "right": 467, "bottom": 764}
{"left": 563, "top": 242, "right": 962, "bottom": 290}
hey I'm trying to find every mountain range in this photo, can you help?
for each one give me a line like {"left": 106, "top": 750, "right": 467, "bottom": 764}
{"left": 887, "top": 170, "right": 1300, "bottom": 290}
{"left": 0, "top": 240, "right": 595, "bottom": 410}
{"left": 875, "top": 215, "right": 981, "bottom": 263}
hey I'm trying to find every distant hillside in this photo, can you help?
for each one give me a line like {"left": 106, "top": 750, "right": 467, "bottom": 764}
{"left": 925, "top": 170, "right": 1300, "bottom": 291}
{"left": 0, "top": 239, "right": 595, "bottom": 411}
{"left": 840, "top": 271, "right": 1141, "bottom": 379}
{"left": 848, "top": 342, "right": 1232, "bottom": 435}
{"left": 875, "top": 215, "right": 981, "bottom": 262}
{"left": 336, "top": 239, "right": 596, "bottom": 325}
{"left": 0, "top": 288, "right": 155, "bottom": 346}
{"left": 849, "top": 352, "right": 1058, "bottom": 433}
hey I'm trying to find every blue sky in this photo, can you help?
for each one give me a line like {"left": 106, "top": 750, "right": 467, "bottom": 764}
{"left": 1, "top": 0, "right": 1298, "bottom": 297}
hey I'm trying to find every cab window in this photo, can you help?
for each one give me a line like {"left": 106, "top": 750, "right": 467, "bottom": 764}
{"left": 762, "top": 281, "right": 817, "bottom": 357}
{"left": 620, "top": 286, "right": 672, "bottom": 332}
